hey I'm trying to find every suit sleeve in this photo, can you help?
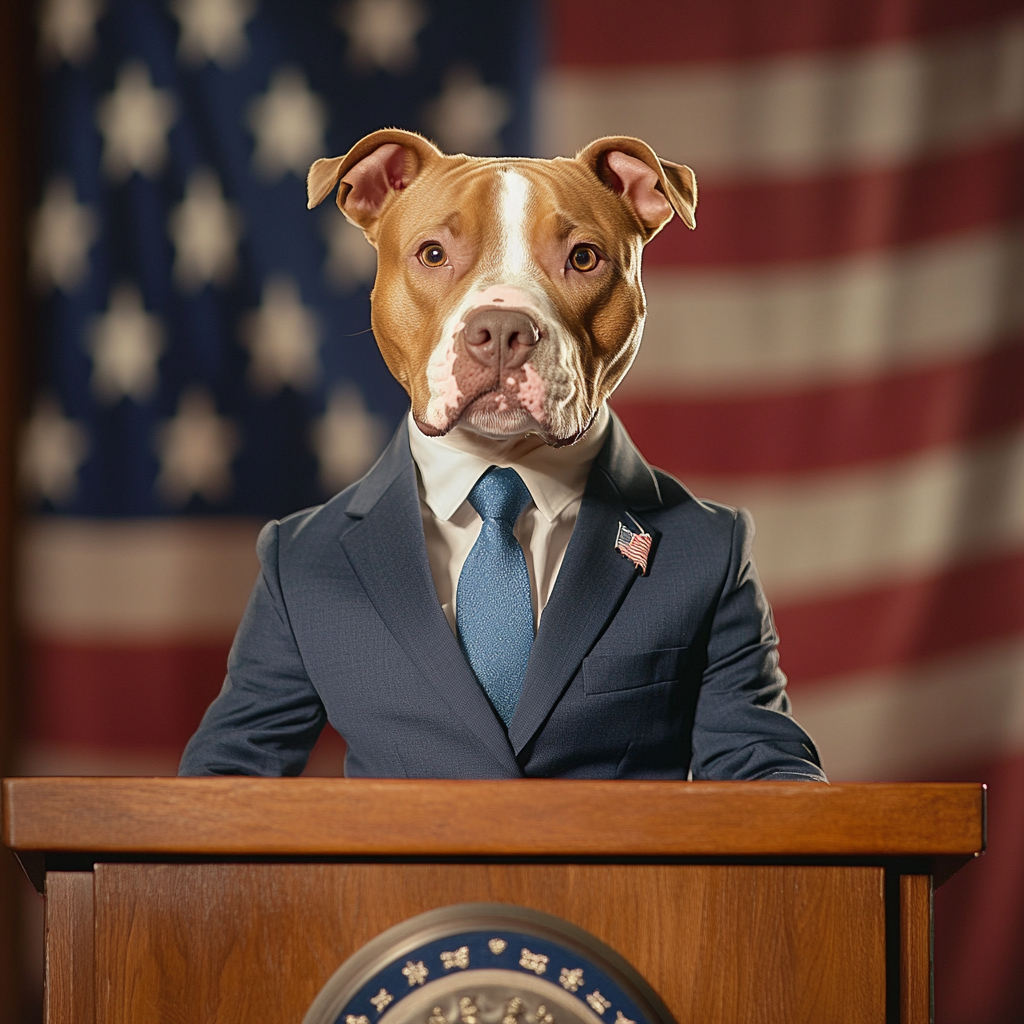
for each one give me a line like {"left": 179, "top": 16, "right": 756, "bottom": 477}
{"left": 178, "top": 520, "right": 328, "bottom": 776}
{"left": 689, "top": 508, "right": 827, "bottom": 782}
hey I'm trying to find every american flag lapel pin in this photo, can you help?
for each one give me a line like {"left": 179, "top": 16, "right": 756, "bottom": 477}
{"left": 615, "top": 513, "right": 652, "bottom": 575}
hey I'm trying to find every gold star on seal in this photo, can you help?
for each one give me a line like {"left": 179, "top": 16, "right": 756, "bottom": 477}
{"left": 519, "top": 948, "right": 549, "bottom": 975}
{"left": 441, "top": 946, "right": 469, "bottom": 970}
{"left": 402, "top": 960, "right": 428, "bottom": 986}
{"left": 370, "top": 989, "right": 393, "bottom": 1013}
{"left": 560, "top": 967, "right": 584, "bottom": 992}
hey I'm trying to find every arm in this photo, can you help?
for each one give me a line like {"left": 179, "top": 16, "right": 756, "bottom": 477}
{"left": 690, "top": 508, "right": 827, "bottom": 782}
{"left": 178, "top": 520, "right": 328, "bottom": 776}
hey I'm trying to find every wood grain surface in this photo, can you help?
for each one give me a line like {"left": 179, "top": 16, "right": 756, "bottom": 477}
{"left": 93, "top": 861, "right": 886, "bottom": 1024}
{"left": 900, "top": 874, "right": 932, "bottom": 1024}
{"left": 3, "top": 778, "right": 985, "bottom": 858}
{"left": 45, "top": 872, "right": 95, "bottom": 1024}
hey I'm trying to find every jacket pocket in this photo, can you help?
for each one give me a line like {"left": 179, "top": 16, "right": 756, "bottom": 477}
{"left": 582, "top": 647, "right": 688, "bottom": 695}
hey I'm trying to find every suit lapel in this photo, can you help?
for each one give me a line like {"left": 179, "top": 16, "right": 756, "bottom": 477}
{"left": 338, "top": 422, "right": 522, "bottom": 777}
{"left": 507, "top": 414, "right": 663, "bottom": 755}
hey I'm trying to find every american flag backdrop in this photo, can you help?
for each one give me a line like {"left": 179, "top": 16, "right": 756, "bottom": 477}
{"left": 16, "top": 0, "right": 1024, "bottom": 1020}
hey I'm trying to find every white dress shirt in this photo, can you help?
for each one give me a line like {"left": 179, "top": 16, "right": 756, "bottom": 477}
{"left": 407, "top": 404, "right": 611, "bottom": 634}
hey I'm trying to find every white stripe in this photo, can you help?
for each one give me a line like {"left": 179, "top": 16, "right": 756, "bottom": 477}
{"left": 687, "top": 429, "right": 1024, "bottom": 602}
{"left": 20, "top": 518, "right": 262, "bottom": 639}
{"left": 500, "top": 170, "right": 531, "bottom": 276}
{"left": 616, "top": 225, "right": 1024, "bottom": 395}
{"left": 538, "top": 17, "right": 1024, "bottom": 178}
{"left": 792, "top": 636, "right": 1024, "bottom": 780}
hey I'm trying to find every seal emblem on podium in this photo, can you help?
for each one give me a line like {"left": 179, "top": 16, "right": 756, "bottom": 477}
{"left": 304, "top": 904, "right": 676, "bottom": 1024}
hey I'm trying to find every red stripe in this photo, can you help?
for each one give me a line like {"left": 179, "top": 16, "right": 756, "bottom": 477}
{"left": 774, "top": 550, "right": 1024, "bottom": 687}
{"left": 930, "top": 750, "right": 1024, "bottom": 1023}
{"left": 645, "top": 135, "right": 1024, "bottom": 268}
{"left": 551, "top": 0, "right": 1024, "bottom": 66}
{"left": 25, "top": 638, "right": 230, "bottom": 749}
{"left": 613, "top": 338, "right": 1024, "bottom": 477}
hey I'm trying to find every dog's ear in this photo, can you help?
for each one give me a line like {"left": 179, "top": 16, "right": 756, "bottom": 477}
{"left": 307, "top": 129, "right": 443, "bottom": 236}
{"left": 576, "top": 136, "right": 696, "bottom": 238}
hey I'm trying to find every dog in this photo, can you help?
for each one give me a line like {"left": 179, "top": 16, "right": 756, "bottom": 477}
{"left": 179, "top": 130, "right": 824, "bottom": 782}
{"left": 306, "top": 129, "right": 695, "bottom": 447}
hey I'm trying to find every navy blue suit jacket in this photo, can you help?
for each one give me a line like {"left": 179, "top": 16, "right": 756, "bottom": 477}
{"left": 179, "top": 415, "right": 826, "bottom": 781}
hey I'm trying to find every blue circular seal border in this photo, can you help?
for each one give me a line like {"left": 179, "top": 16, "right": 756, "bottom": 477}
{"left": 302, "top": 903, "right": 677, "bottom": 1024}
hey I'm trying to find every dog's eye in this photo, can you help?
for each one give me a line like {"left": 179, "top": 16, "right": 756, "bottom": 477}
{"left": 418, "top": 243, "right": 447, "bottom": 267}
{"left": 568, "top": 245, "right": 600, "bottom": 272}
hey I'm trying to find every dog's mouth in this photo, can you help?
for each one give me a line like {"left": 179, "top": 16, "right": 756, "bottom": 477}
{"left": 415, "top": 365, "right": 544, "bottom": 439}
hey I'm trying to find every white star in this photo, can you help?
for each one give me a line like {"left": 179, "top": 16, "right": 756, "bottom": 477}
{"left": 323, "top": 213, "right": 376, "bottom": 290}
{"left": 87, "top": 283, "right": 164, "bottom": 403}
{"left": 247, "top": 69, "right": 327, "bottom": 180}
{"left": 338, "top": 0, "right": 426, "bottom": 74}
{"left": 169, "top": 169, "right": 242, "bottom": 292}
{"left": 30, "top": 175, "right": 98, "bottom": 293}
{"left": 19, "top": 396, "right": 89, "bottom": 504}
{"left": 422, "top": 66, "right": 511, "bottom": 156}
{"left": 39, "top": 0, "right": 104, "bottom": 66}
{"left": 97, "top": 61, "right": 177, "bottom": 181}
{"left": 156, "top": 389, "right": 239, "bottom": 505}
{"left": 312, "top": 385, "right": 387, "bottom": 492}
{"left": 242, "top": 276, "right": 320, "bottom": 393}
{"left": 170, "top": 0, "right": 255, "bottom": 67}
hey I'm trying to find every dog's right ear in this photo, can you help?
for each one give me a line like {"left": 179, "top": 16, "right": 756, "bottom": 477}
{"left": 307, "top": 129, "right": 443, "bottom": 237}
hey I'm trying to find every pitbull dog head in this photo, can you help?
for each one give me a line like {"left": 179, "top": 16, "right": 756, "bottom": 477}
{"left": 307, "top": 130, "right": 696, "bottom": 446}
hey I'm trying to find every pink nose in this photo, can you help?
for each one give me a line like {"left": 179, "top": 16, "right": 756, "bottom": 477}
{"left": 461, "top": 307, "right": 539, "bottom": 370}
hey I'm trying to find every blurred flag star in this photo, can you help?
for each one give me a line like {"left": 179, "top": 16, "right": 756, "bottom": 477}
{"left": 38, "top": 0, "right": 105, "bottom": 66}
{"left": 323, "top": 213, "right": 376, "bottom": 291}
{"left": 30, "top": 175, "right": 97, "bottom": 294}
{"left": 156, "top": 389, "right": 239, "bottom": 505}
{"left": 169, "top": 169, "right": 242, "bottom": 292}
{"left": 338, "top": 0, "right": 427, "bottom": 75}
{"left": 423, "top": 66, "right": 511, "bottom": 155}
{"left": 87, "top": 283, "right": 164, "bottom": 404}
{"left": 170, "top": 0, "right": 255, "bottom": 68}
{"left": 243, "top": 276, "right": 321, "bottom": 393}
{"left": 96, "top": 61, "right": 177, "bottom": 180}
{"left": 19, "top": 397, "right": 90, "bottom": 504}
{"left": 313, "top": 385, "right": 387, "bottom": 493}
{"left": 247, "top": 68, "right": 327, "bottom": 180}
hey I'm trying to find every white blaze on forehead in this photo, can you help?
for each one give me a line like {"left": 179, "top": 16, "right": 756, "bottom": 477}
{"left": 499, "top": 170, "right": 531, "bottom": 277}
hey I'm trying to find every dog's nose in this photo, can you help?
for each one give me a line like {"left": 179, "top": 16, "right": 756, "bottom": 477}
{"left": 461, "top": 307, "right": 539, "bottom": 370}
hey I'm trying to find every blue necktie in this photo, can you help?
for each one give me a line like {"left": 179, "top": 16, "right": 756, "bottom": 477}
{"left": 457, "top": 467, "right": 534, "bottom": 726}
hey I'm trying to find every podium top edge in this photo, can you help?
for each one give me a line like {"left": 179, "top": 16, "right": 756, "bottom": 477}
{"left": 2, "top": 778, "right": 985, "bottom": 859}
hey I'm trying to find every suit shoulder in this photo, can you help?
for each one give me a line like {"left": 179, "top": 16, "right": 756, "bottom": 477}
{"left": 652, "top": 467, "right": 744, "bottom": 530}
{"left": 263, "top": 481, "right": 362, "bottom": 555}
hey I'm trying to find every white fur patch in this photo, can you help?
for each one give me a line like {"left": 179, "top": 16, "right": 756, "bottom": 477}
{"left": 424, "top": 334, "right": 463, "bottom": 428}
{"left": 499, "top": 170, "right": 531, "bottom": 278}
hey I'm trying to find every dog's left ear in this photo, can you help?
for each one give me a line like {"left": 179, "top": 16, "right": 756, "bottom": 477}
{"left": 307, "top": 129, "right": 444, "bottom": 238}
{"left": 576, "top": 136, "right": 696, "bottom": 238}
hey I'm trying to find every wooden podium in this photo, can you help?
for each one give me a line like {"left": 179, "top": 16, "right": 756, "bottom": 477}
{"left": 3, "top": 778, "right": 983, "bottom": 1024}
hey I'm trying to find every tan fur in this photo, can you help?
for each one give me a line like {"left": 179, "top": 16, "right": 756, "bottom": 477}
{"left": 307, "top": 131, "right": 697, "bottom": 444}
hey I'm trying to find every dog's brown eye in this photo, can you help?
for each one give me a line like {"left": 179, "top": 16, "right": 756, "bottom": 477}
{"left": 418, "top": 243, "right": 447, "bottom": 267}
{"left": 569, "top": 245, "right": 599, "bottom": 272}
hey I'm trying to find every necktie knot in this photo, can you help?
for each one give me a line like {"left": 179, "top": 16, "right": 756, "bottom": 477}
{"left": 468, "top": 467, "right": 532, "bottom": 527}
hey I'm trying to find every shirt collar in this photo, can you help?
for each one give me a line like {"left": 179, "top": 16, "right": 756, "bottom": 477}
{"left": 407, "top": 404, "right": 611, "bottom": 523}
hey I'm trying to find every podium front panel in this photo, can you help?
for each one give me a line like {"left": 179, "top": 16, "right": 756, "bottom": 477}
{"left": 87, "top": 862, "right": 885, "bottom": 1024}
